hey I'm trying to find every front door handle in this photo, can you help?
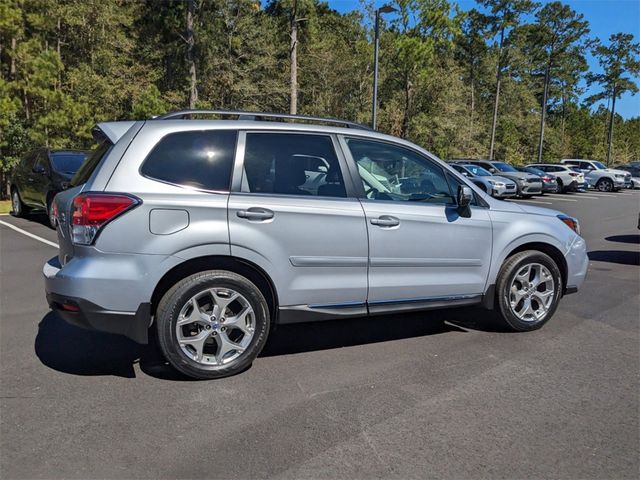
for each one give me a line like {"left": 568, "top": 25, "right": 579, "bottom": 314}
{"left": 237, "top": 208, "right": 274, "bottom": 221}
{"left": 370, "top": 215, "right": 400, "bottom": 227}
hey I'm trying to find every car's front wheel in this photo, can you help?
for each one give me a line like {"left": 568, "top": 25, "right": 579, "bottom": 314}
{"left": 156, "top": 270, "right": 270, "bottom": 379}
{"left": 596, "top": 178, "right": 613, "bottom": 192}
{"left": 496, "top": 250, "right": 562, "bottom": 331}
{"left": 11, "top": 188, "right": 26, "bottom": 217}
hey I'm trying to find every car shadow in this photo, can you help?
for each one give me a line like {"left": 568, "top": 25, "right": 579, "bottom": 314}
{"left": 605, "top": 234, "right": 640, "bottom": 245}
{"left": 13, "top": 211, "right": 53, "bottom": 229}
{"left": 588, "top": 250, "right": 640, "bottom": 266}
{"left": 35, "top": 307, "right": 505, "bottom": 381}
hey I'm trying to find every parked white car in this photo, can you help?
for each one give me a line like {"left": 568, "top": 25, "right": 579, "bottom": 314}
{"left": 526, "top": 163, "right": 585, "bottom": 193}
{"left": 561, "top": 159, "right": 630, "bottom": 192}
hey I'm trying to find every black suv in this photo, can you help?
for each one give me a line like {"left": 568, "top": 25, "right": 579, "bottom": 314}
{"left": 10, "top": 149, "right": 87, "bottom": 228}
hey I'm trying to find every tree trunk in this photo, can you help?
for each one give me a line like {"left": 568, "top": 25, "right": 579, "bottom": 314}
{"left": 489, "top": 28, "right": 504, "bottom": 160}
{"left": 606, "top": 86, "right": 617, "bottom": 166}
{"left": 187, "top": 0, "right": 197, "bottom": 109}
{"left": 401, "top": 73, "right": 411, "bottom": 138}
{"left": 537, "top": 57, "right": 551, "bottom": 163}
{"left": 289, "top": 0, "right": 298, "bottom": 115}
{"left": 10, "top": 37, "right": 16, "bottom": 79}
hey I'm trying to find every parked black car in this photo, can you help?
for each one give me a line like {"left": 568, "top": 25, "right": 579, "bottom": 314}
{"left": 10, "top": 149, "right": 87, "bottom": 228}
{"left": 515, "top": 166, "right": 559, "bottom": 193}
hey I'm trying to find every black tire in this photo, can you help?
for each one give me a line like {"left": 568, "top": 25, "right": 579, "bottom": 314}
{"left": 156, "top": 270, "right": 270, "bottom": 379}
{"left": 495, "top": 250, "right": 562, "bottom": 332}
{"left": 10, "top": 187, "right": 27, "bottom": 217}
{"left": 596, "top": 178, "right": 613, "bottom": 192}
{"left": 556, "top": 178, "right": 564, "bottom": 193}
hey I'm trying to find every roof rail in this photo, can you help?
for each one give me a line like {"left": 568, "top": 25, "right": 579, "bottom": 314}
{"left": 152, "top": 109, "right": 372, "bottom": 131}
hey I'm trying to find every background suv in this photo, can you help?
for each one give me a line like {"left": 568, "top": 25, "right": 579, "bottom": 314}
{"left": 515, "top": 166, "right": 559, "bottom": 193}
{"left": 44, "top": 111, "right": 588, "bottom": 379}
{"left": 10, "top": 149, "right": 87, "bottom": 228}
{"left": 561, "top": 159, "right": 629, "bottom": 192}
{"left": 458, "top": 160, "right": 542, "bottom": 197}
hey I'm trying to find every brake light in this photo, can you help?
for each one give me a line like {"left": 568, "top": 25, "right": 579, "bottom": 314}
{"left": 542, "top": 176, "right": 552, "bottom": 182}
{"left": 569, "top": 172, "right": 579, "bottom": 177}
{"left": 71, "top": 193, "right": 140, "bottom": 245}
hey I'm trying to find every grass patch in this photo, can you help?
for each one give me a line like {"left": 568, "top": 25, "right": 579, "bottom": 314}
{"left": 0, "top": 200, "right": 11, "bottom": 214}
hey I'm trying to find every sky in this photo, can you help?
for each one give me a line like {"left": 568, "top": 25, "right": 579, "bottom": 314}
{"left": 324, "top": 0, "right": 640, "bottom": 119}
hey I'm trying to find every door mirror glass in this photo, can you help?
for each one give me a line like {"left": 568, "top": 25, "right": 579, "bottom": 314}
{"left": 457, "top": 185, "right": 473, "bottom": 207}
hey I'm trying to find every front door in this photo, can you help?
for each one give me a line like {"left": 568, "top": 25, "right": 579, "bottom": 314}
{"left": 228, "top": 131, "right": 369, "bottom": 319}
{"left": 340, "top": 136, "right": 493, "bottom": 311}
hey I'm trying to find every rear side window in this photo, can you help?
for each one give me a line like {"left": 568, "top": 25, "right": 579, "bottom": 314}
{"left": 242, "top": 133, "right": 346, "bottom": 197}
{"left": 141, "top": 130, "right": 237, "bottom": 191}
{"left": 71, "top": 141, "right": 113, "bottom": 187}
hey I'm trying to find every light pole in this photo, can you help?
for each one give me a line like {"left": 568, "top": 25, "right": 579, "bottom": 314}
{"left": 372, "top": 4, "right": 397, "bottom": 130}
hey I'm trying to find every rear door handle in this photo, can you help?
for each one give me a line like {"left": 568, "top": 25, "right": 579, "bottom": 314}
{"left": 237, "top": 208, "right": 274, "bottom": 221}
{"left": 370, "top": 215, "right": 400, "bottom": 227}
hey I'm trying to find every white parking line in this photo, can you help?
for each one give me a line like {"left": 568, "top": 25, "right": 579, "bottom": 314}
{"left": 507, "top": 199, "right": 553, "bottom": 205}
{"left": 538, "top": 196, "right": 577, "bottom": 202}
{"left": 0, "top": 220, "right": 59, "bottom": 248}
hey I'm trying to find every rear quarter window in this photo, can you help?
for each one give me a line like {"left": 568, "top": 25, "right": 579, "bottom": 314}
{"left": 140, "top": 130, "right": 237, "bottom": 191}
{"left": 71, "top": 141, "right": 113, "bottom": 187}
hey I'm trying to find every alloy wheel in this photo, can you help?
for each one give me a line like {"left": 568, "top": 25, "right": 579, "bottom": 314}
{"left": 597, "top": 179, "right": 613, "bottom": 192}
{"left": 175, "top": 287, "right": 255, "bottom": 366}
{"left": 507, "top": 263, "right": 555, "bottom": 322}
{"left": 12, "top": 191, "right": 21, "bottom": 215}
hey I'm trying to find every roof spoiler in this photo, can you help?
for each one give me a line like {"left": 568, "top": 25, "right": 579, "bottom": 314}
{"left": 91, "top": 121, "right": 138, "bottom": 144}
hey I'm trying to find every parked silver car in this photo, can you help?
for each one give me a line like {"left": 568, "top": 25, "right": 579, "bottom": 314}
{"left": 460, "top": 160, "right": 543, "bottom": 197}
{"left": 44, "top": 111, "right": 588, "bottom": 379}
{"left": 449, "top": 163, "right": 517, "bottom": 198}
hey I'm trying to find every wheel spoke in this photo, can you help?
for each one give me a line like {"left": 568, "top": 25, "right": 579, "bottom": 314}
{"left": 515, "top": 265, "right": 531, "bottom": 283}
{"left": 216, "top": 331, "right": 243, "bottom": 364}
{"left": 211, "top": 289, "right": 239, "bottom": 316}
{"left": 224, "top": 307, "right": 253, "bottom": 334}
{"left": 179, "top": 330, "right": 211, "bottom": 362}
{"left": 177, "top": 297, "right": 210, "bottom": 327}
{"left": 510, "top": 284, "right": 524, "bottom": 305}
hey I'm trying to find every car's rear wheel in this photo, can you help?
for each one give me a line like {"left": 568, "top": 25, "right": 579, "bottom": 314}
{"left": 11, "top": 188, "right": 27, "bottom": 217}
{"left": 496, "top": 251, "right": 562, "bottom": 331}
{"left": 156, "top": 270, "right": 270, "bottom": 379}
{"left": 596, "top": 178, "right": 613, "bottom": 192}
{"left": 47, "top": 197, "right": 56, "bottom": 229}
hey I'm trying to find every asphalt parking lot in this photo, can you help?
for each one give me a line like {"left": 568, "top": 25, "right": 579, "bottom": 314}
{"left": 1, "top": 190, "right": 638, "bottom": 479}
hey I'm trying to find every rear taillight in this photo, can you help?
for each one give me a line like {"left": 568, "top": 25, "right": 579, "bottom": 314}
{"left": 71, "top": 193, "right": 140, "bottom": 245}
{"left": 543, "top": 176, "right": 552, "bottom": 182}
{"left": 569, "top": 172, "right": 579, "bottom": 177}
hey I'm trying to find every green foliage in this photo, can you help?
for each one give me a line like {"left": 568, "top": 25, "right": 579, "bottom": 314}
{"left": 0, "top": 0, "right": 639, "bottom": 199}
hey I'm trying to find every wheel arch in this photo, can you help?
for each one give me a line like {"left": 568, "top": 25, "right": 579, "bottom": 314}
{"left": 502, "top": 241, "right": 568, "bottom": 291}
{"left": 150, "top": 255, "right": 279, "bottom": 325}
{"left": 483, "top": 240, "right": 569, "bottom": 309}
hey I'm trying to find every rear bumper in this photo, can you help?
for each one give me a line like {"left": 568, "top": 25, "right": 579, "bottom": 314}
{"left": 46, "top": 292, "right": 150, "bottom": 343}
{"left": 43, "top": 253, "right": 179, "bottom": 343}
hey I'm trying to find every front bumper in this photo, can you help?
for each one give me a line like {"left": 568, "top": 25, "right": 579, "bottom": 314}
{"left": 519, "top": 182, "right": 543, "bottom": 195}
{"left": 564, "top": 235, "right": 588, "bottom": 294}
{"left": 492, "top": 184, "right": 517, "bottom": 198}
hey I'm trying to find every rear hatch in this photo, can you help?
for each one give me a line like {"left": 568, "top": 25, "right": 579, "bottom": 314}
{"left": 54, "top": 122, "right": 134, "bottom": 263}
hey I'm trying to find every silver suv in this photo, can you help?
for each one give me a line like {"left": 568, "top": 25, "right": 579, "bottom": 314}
{"left": 44, "top": 111, "right": 588, "bottom": 379}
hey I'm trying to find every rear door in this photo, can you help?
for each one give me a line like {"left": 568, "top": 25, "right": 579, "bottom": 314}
{"left": 340, "top": 136, "right": 493, "bottom": 311}
{"left": 24, "top": 150, "right": 49, "bottom": 206}
{"left": 228, "top": 131, "right": 368, "bottom": 318}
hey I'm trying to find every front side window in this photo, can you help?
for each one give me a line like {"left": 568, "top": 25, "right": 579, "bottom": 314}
{"left": 346, "top": 137, "right": 454, "bottom": 204}
{"left": 140, "top": 130, "right": 237, "bottom": 191}
{"left": 242, "top": 133, "right": 346, "bottom": 197}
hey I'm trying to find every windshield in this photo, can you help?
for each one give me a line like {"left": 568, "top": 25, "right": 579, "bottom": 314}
{"left": 492, "top": 162, "right": 518, "bottom": 173}
{"left": 464, "top": 165, "right": 491, "bottom": 177}
{"left": 592, "top": 161, "right": 607, "bottom": 170}
{"left": 51, "top": 153, "right": 86, "bottom": 175}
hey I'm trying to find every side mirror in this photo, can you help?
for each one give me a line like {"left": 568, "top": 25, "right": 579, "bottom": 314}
{"left": 457, "top": 185, "right": 473, "bottom": 218}
{"left": 489, "top": 168, "right": 496, "bottom": 173}
{"left": 32, "top": 164, "right": 46, "bottom": 175}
